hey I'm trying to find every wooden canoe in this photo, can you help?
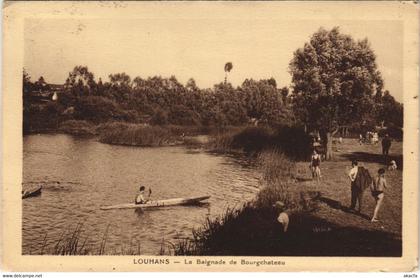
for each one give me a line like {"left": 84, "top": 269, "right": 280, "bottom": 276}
{"left": 100, "top": 195, "right": 210, "bottom": 210}
{"left": 22, "top": 185, "right": 42, "bottom": 199}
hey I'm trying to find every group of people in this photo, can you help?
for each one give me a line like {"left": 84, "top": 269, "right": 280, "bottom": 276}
{"left": 306, "top": 134, "right": 394, "bottom": 223}
{"left": 348, "top": 160, "right": 388, "bottom": 222}
{"left": 359, "top": 131, "right": 379, "bottom": 145}
{"left": 274, "top": 158, "right": 389, "bottom": 233}
{"left": 135, "top": 134, "right": 394, "bottom": 234}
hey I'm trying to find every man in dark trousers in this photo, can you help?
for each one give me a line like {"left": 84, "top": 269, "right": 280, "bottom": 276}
{"left": 348, "top": 160, "right": 372, "bottom": 213}
{"left": 382, "top": 134, "right": 392, "bottom": 156}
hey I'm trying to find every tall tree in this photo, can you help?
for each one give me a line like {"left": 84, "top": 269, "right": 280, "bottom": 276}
{"left": 23, "top": 68, "right": 32, "bottom": 94}
{"left": 108, "top": 72, "right": 132, "bottom": 103}
{"left": 65, "top": 66, "right": 96, "bottom": 97}
{"left": 289, "top": 27, "right": 384, "bottom": 159}
{"left": 224, "top": 62, "right": 233, "bottom": 84}
{"left": 375, "top": 90, "right": 403, "bottom": 128}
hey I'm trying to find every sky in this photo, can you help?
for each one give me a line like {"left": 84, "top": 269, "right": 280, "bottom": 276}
{"left": 24, "top": 17, "right": 403, "bottom": 101}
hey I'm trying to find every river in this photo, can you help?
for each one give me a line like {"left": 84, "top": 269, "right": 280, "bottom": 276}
{"left": 22, "top": 134, "right": 261, "bottom": 255}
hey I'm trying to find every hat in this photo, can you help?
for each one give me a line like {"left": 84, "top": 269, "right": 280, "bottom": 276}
{"left": 273, "top": 201, "right": 285, "bottom": 209}
{"left": 139, "top": 186, "right": 145, "bottom": 191}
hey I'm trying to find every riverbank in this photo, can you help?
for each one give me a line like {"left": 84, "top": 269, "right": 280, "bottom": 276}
{"left": 31, "top": 120, "right": 258, "bottom": 148}
{"left": 173, "top": 138, "right": 402, "bottom": 256}
{"left": 25, "top": 120, "right": 220, "bottom": 147}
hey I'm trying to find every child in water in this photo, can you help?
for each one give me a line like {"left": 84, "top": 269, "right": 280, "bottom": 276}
{"left": 370, "top": 168, "right": 388, "bottom": 222}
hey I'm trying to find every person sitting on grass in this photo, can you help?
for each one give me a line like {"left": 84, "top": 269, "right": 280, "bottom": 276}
{"left": 274, "top": 201, "right": 289, "bottom": 233}
{"left": 310, "top": 149, "right": 322, "bottom": 181}
{"left": 388, "top": 160, "right": 397, "bottom": 171}
{"left": 370, "top": 168, "right": 388, "bottom": 222}
{"left": 135, "top": 185, "right": 152, "bottom": 204}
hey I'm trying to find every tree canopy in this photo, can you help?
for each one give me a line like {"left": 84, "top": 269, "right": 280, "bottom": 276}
{"left": 290, "top": 27, "right": 384, "bottom": 133}
{"left": 25, "top": 65, "right": 292, "bottom": 128}
{"left": 289, "top": 27, "right": 403, "bottom": 159}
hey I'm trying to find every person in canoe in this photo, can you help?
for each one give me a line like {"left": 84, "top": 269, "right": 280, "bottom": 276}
{"left": 135, "top": 186, "right": 152, "bottom": 204}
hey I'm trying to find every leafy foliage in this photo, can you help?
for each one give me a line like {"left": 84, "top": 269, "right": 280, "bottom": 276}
{"left": 289, "top": 27, "right": 384, "bottom": 132}
{"left": 24, "top": 65, "right": 295, "bottom": 131}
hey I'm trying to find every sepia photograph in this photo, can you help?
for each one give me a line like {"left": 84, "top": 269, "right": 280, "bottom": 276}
{"left": 2, "top": 1, "right": 419, "bottom": 272}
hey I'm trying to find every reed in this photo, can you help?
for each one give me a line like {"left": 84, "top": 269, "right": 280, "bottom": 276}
{"left": 52, "top": 222, "right": 90, "bottom": 255}
{"left": 98, "top": 123, "right": 174, "bottom": 147}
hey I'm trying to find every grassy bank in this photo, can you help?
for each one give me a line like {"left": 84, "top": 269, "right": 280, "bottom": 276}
{"left": 173, "top": 139, "right": 402, "bottom": 256}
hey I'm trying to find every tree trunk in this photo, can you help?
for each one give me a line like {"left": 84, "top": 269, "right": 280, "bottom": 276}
{"left": 325, "top": 132, "right": 333, "bottom": 160}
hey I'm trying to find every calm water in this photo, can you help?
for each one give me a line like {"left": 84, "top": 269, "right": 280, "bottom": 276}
{"left": 23, "top": 134, "right": 260, "bottom": 255}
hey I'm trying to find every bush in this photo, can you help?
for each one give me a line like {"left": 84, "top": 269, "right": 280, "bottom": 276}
{"left": 230, "top": 126, "right": 274, "bottom": 153}
{"left": 74, "top": 96, "right": 130, "bottom": 123}
{"left": 151, "top": 108, "right": 168, "bottom": 125}
{"left": 23, "top": 103, "right": 62, "bottom": 133}
{"left": 274, "top": 126, "right": 312, "bottom": 160}
{"left": 168, "top": 105, "right": 201, "bottom": 126}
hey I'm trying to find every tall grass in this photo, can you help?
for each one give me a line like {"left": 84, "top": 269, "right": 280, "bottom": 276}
{"left": 253, "top": 150, "right": 296, "bottom": 209}
{"left": 52, "top": 223, "right": 90, "bottom": 255}
{"left": 97, "top": 122, "right": 231, "bottom": 147}
{"left": 98, "top": 122, "right": 175, "bottom": 146}
{"left": 29, "top": 223, "right": 162, "bottom": 255}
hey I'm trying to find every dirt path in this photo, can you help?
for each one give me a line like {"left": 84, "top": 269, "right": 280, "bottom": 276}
{"left": 294, "top": 138, "right": 402, "bottom": 238}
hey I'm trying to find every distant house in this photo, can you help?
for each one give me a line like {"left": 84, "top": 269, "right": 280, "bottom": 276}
{"left": 48, "top": 84, "right": 64, "bottom": 101}
{"left": 26, "top": 83, "right": 64, "bottom": 103}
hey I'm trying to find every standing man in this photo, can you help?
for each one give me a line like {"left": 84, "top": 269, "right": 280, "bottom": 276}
{"left": 382, "top": 134, "right": 392, "bottom": 157}
{"left": 348, "top": 160, "right": 360, "bottom": 212}
{"left": 348, "top": 160, "right": 362, "bottom": 213}
{"left": 348, "top": 160, "right": 372, "bottom": 214}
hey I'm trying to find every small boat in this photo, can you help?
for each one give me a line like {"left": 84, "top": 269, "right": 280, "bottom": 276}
{"left": 22, "top": 185, "right": 42, "bottom": 199}
{"left": 100, "top": 195, "right": 210, "bottom": 210}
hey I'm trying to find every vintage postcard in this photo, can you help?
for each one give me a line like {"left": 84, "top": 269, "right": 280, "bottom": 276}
{"left": 1, "top": 1, "right": 418, "bottom": 272}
